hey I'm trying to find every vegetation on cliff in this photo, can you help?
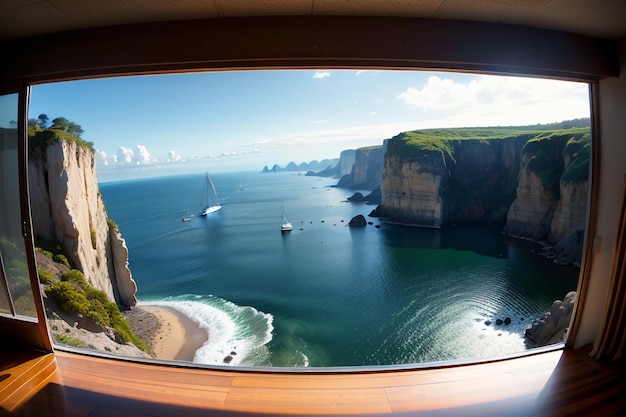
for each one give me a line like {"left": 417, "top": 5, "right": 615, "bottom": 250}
{"left": 28, "top": 114, "right": 94, "bottom": 154}
{"left": 522, "top": 128, "right": 590, "bottom": 193}
{"left": 36, "top": 240, "right": 150, "bottom": 354}
{"left": 561, "top": 131, "right": 591, "bottom": 182}
{"left": 376, "top": 123, "right": 590, "bottom": 264}
{"left": 386, "top": 126, "right": 589, "bottom": 186}
{"left": 386, "top": 128, "right": 543, "bottom": 180}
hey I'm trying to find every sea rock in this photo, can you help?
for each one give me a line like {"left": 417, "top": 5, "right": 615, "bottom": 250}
{"left": 364, "top": 186, "right": 382, "bottom": 205}
{"left": 348, "top": 192, "right": 366, "bottom": 202}
{"left": 348, "top": 215, "right": 367, "bottom": 227}
{"left": 525, "top": 291, "right": 577, "bottom": 347}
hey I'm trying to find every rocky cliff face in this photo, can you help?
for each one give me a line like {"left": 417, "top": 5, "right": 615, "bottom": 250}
{"left": 503, "top": 131, "right": 590, "bottom": 264}
{"left": 28, "top": 139, "right": 137, "bottom": 309}
{"left": 375, "top": 133, "right": 528, "bottom": 227}
{"left": 373, "top": 128, "right": 589, "bottom": 264}
{"left": 337, "top": 141, "right": 388, "bottom": 190}
{"left": 339, "top": 149, "right": 356, "bottom": 176}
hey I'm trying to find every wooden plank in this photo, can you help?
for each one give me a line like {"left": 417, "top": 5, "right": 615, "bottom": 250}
{"left": 0, "top": 353, "right": 58, "bottom": 412}
{"left": 3, "top": 348, "right": 625, "bottom": 416}
{"left": 225, "top": 386, "right": 392, "bottom": 414}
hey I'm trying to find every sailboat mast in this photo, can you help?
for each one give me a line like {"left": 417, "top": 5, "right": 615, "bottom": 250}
{"left": 207, "top": 173, "right": 218, "bottom": 203}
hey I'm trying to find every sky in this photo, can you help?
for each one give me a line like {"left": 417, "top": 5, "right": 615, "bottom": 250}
{"left": 23, "top": 70, "right": 591, "bottom": 181}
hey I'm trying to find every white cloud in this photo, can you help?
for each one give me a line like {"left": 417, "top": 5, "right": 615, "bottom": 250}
{"left": 95, "top": 149, "right": 108, "bottom": 166}
{"left": 167, "top": 150, "right": 181, "bottom": 162}
{"left": 111, "top": 145, "right": 155, "bottom": 166}
{"left": 135, "top": 145, "right": 152, "bottom": 165}
{"left": 117, "top": 146, "right": 135, "bottom": 165}
{"left": 396, "top": 74, "right": 589, "bottom": 126}
{"left": 313, "top": 71, "right": 331, "bottom": 79}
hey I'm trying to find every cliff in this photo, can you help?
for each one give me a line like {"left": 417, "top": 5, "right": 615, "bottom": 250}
{"left": 28, "top": 131, "right": 137, "bottom": 309}
{"left": 372, "top": 127, "right": 589, "bottom": 264}
{"left": 503, "top": 130, "right": 590, "bottom": 264}
{"left": 339, "top": 149, "right": 356, "bottom": 176}
{"left": 337, "top": 141, "right": 388, "bottom": 190}
{"left": 374, "top": 129, "right": 530, "bottom": 226}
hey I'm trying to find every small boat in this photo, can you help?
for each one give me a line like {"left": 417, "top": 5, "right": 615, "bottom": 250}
{"left": 281, "top": 208, "right": 293, "bottom": 232}
{"left": 181, "top": 210, "right": 191, "bottom": 222}
{"left": 200, "top": 172, "right": 222, "bottom": 216}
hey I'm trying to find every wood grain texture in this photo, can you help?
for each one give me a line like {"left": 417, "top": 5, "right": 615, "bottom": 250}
{"left": 0, "top": 16, "right": 618, "bottom": 85}
{"left": 1, "top": 347, "right": 625, "bottom": 416}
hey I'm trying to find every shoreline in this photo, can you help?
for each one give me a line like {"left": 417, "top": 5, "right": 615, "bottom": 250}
{"left": 138, "top": 305, "right": 208, "bottom": 361}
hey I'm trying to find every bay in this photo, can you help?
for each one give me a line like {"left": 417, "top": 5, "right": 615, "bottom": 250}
{"left": 99, "top": 171, "right": 579, "bottom": 367}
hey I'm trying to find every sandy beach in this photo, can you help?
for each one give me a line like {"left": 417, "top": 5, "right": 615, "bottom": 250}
{"left": 135, "top": 305, "right": 208, "bottom": 361}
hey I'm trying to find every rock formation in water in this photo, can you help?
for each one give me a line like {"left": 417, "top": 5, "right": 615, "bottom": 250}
{"left": 261, "top": 159, "right": 340, "bottom": 174}
{"left": 347, "top": 192, "right": 366, "bottom": 202}
{"left": 28, "top": 133, "right": 137, "bottom": 309}
{"left": 525, "top": 291, "right": 576, "bottom": 346}
{"left": 348, "top": 215, "right": 367, "bottom": 227}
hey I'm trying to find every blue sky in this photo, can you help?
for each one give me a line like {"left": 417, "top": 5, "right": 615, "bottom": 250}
{"left": 25, "top": 70, "right": 590, "bottom": 180}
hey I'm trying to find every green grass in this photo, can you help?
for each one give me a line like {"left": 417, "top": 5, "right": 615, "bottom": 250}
{"left": 90, "top": 227, "right": 97, "bottom": 250}
{"left": 561, "top": 132, "right": 591, "bottom": 182}
{"left": 358, "top": 145, "right": 383, "bottom": 154}
{"left": 38, "top": 268, "right": 57, "bottom": 284}
{"left": 107, "top": 218, "right": 119, "bottom": 233}
{"left": 523, "top": 128, "right": 589, "bottom": 191}
{"left": 54, "top": 334, "right": 89, "bottom": 348}
{"left": 386, "top": 126, "right": 591, "bottom": 187}
{"left": 35, "top": 238, "right": 70, "bottom": 267}
{"left": 29, "top": 128, "right": 95, "bottom": 154}
{"left": 45, "top": 268, "right": 151, "bottom": 353}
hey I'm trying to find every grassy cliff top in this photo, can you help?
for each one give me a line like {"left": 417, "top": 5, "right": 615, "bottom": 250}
{"left": 386, "top": 127, "right": 526, "bottom": 161}
{"left": 29, "top": 128, "right": 95, "bottom": 154}
{"left": 357, "top": 144, "right": 383, "bottom": 154}
{"left": 389, "top": 126, "right": 589, "bottom": 157}
{"left": 387, "top": 126, "right": 590, "bottom": 186}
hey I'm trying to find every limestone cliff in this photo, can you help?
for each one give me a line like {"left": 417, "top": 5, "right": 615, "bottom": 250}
{"left": 372, "top": 127, "right": 589, "bottom": 264}
{"left": 374, "top": 130, "right": 529, "bottom": 226}
{"left": 339, "top": 149, "right": 356, "bottom": 176}
{"left": 503, "top": 130, "right": 590, "bottom": 264}
{"left": 337, "top": 141, "right": 388, "bottom": 190}
{"left": 28, "top": 134, "right": 137, "bottom": 309}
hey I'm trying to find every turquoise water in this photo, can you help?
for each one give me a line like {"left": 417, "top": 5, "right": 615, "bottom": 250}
{"left": 99, "top": 172, "right": 579, "bottom": 367}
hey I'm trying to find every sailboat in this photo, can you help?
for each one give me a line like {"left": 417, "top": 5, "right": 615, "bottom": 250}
{"left": 200, "top": 172, "right": 222, "bottom": 216}
{"left": 281, "top": 207, "right": 293, "bottom": 232}
{"left": 181, "top": 209, "right": 191, "bottom": 222}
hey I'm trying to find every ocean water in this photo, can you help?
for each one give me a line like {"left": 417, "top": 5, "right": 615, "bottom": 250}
{"left": 99, "top": 171, "right": 579, "bottom": 368}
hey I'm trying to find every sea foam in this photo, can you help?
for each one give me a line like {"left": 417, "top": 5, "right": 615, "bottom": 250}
{"left": 142, "top": 294, "right": 274, "bottom": 366}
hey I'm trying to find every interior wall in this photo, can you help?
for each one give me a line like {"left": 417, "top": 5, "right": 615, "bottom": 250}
{"left": 574, "top": 37, "right": 626, "bottom": 348}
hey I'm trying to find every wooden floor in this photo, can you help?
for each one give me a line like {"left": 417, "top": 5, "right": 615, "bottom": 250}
{"left": 1, "top": 347, "right": 625, "bottom": 416}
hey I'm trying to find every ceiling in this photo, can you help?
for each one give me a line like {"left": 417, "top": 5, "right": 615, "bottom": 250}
{"left": 1, "top": 0, "right": 625, "bottom": 43}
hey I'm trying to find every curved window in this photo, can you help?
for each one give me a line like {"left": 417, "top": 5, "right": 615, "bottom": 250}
{"left": 27, "top": 70, "right": 590, "bottom": 367}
